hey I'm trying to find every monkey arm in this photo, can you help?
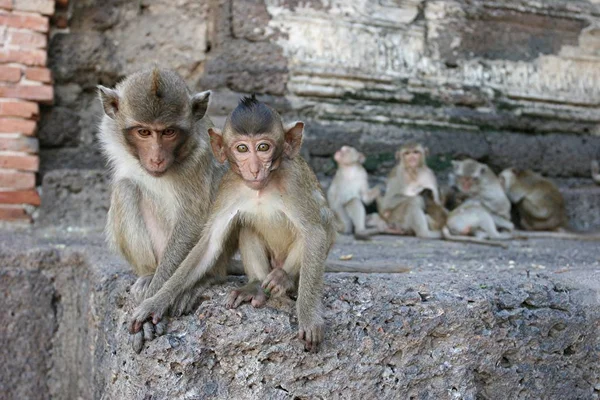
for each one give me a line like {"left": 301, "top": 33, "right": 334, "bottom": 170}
{"left": 107, "top": 179, "right": 157, "bottom": 276}
{"left": 296, "top": 223, "right": 328, "bottom": 352}
{"left": 130, "top": 207, "right": 240, "bottom": 332}
{"left": 142, "top": 208, "right": 206, "bottom": 299}
{"left": 520, "top": 197, "right": 552, "bottom": 220}
{"left": 361, "top": 185, "right": 381, "bottom": 205}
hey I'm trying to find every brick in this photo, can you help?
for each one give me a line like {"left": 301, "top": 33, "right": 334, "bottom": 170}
{"left": 0, "top": 84, "right": 53, "bottom": 103}
{"left": 8, "top": 29, "right": 47, "bottom": 49}
{"left": 0, "top": 205, "right": 31, "bottom": 222}
{"left": 0, "top": 49, "right": 46, "bottom": 66}
{"left": 0, "top": 66, "right": 21, "bottom": 83}
{"left": 0, "top": 11, "right": 49, "bottom": 32}
{"left": 24, "top": 67, "right": 51, "bottom": 83}
{"left": 0, "top": 189, "right": 40, "bottom": 205}
{"left": 0, "top": 101, "right": 38, "bottom": 118}
{"left": 0, "top": 154, "right": 38, "bottom": 171}
{"left": 0, "top": 118, "right": 36, "bottom": 135}
{"left": 13, "top": 0, "right": 54, "bottom": 15}
{"left": 0, "top": 135, "right": 38, "bottom": 153}
{"left": 0, "top": 0, "right": 11, "bottom": 11}
{"left": 0, "top": 170, "right": 35, "bottom": 190}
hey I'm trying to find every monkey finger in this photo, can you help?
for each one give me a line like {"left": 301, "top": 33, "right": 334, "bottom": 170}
{"left": 143, "top": 321, "right": 155, "bottom": 341}
{"left": 155, "top": 320, "right": 167, "bottom": 336}
{"left": 132, "top": 331, "right": 144, "bottom": 354}
{"left": 151, "top": 313, "right": 162, "bottom": 325}
{"left": 225, "top": 291, "right": 243, "bottom": 309}
{"left": 130, "top": 319, "right": 144, "bottom": 334}
{"left": 250, "top": 292, "right": 267, "bottom": 308}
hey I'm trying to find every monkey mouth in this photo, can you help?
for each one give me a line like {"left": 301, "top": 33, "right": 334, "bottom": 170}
{"left": 245, "top": 179, "right": 269, "bottom": 190}
{"left": 147, "top": 169, "right": 167, "bottom": 178}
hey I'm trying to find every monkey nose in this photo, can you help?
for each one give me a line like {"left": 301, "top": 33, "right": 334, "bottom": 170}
{"left": 151, "top": 158, "right": 165, "bottom": 167}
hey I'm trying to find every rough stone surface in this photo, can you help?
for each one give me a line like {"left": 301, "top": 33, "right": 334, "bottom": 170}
{"left": 1, "top": 230, "right": 599, "bottom": 399}
{"left": 36, "top": 169, "right": 110, "bottom": 228}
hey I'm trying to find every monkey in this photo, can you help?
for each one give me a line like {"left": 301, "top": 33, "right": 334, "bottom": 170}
{"left": 376, "top": 142, "right": 442, "bottom": 238}
{"left": 128, "top": 96, "right": 336, "bottom": 352}
{"left": 436, "top": 159, "right": 514, "bottom": 246}
{"left": 450, "top": 159, "right": 514, "bottom": 232}
{"left": 420, "top": 188, "right": 508, "bottom": 248}
{"left": 592, "top": 160, "right": 600, "bottom": 185}
{"left": 327, "top": 145, "right": 381, "bottom": 240}
{"left": 499, "top": 168, "right": 566, "bottom": 231}
{"left": 499, "top": 168, "right": 600, "bottom": 240}
{"left": 380, "top": 142, "right": 440, "bottom": 210}
{"left": 97, "top": 68, "right": 227, "bottom": 353}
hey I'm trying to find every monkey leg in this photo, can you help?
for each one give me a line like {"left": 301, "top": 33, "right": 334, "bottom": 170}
{"left": 410, "top": 208, "right": 442, "bottom": 239}
{"left": 131, "top": 274, "right": 153, "bottom": 304}
{"left": 227, "top": 227, "right": 270, "bottom": 309}
{"left": 332, "top": 203, "right": 353, "bottom": 234}
{"left": 479, "top": 214, "right": 512, "bottom": 240}
{"left": 345, "top": 198, "right": 376, "bottom": 240}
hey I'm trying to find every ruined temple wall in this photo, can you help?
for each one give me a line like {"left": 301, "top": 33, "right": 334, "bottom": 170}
{"left": 41, "top": 0, "right": 600, "bottom": 181}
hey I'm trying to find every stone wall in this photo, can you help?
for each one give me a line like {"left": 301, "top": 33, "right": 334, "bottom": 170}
{"left": 40, "top": 0, "right": 600, "bottom": 181}
{"left": 0, "top": 0, "right": 56, "bottom": 222}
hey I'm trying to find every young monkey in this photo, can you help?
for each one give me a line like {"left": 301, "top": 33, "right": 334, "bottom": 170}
{"left": 327, "top": 145, "right": 381, "bottom": 240}
{"left": 129, "top": 96, "right": 336, "bottom": 352}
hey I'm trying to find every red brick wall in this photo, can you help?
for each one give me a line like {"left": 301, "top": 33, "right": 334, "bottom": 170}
{"left": 0, "top": 0, "right": 55, "bottom": 222}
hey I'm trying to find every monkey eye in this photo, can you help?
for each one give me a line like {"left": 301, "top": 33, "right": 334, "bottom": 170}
{"left": 257, "top": 143, "right": 270, "bottom": 152}
{"left": 137, "top": 128, "right": 151, "bottom": 137}
{"left": 163, "top": 128, "right": 177, "bottom": 137}
{"left": 236, "top": 144, "right": 249, "bottom": 153}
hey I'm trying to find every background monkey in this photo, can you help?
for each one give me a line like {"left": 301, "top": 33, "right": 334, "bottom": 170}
{"left": 327, "top": 145, "right": 381, "bottom": 240}
{"left": 500, "top": 168, "right": 600, "bottom": 240}
{"left": 376, "top": 142, "right": 442, "bottom": 238}
{"left": 98, "top": 68, "right": 226, "bottom": 352}
{"left": 499, "top": 168, "right": 566, "bottom": 231}
{"left": 441, "top": 159, "right": 513, "bottom": 246}
{"left": 129, "top": 96, "right": 336, "bottom": 352}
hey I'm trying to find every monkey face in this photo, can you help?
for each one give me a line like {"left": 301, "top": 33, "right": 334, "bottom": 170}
{"left": 402, "top": 148, "right": 423, "bottom": 169}
{"left": 126, "top": 124, "right": 182, "bottom": 177}
{"left": 334, "top": 146, "right": 365, "bottom": 166}
{"left": 228, "top": 135, "right": 279, "bottom": 190}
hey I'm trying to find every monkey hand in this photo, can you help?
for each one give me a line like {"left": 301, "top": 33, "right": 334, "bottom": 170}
{"left": 130, "top": 274, "right": 154, "bottom": 303}
{"left": 129, "top": 297, "right": 169, "bottom": 354}
{"left": 261, "top": 269, "right": 295, "bottom": 298}
{"left": 298, "top": 320, "right": 324, "bottom": 353}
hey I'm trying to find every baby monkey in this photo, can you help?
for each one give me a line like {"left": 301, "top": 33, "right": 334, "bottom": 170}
{"left": 130, "top": 96, "right": 335, "bottom": 352}
{"left": 327, "top": 145, "right": 381, "bottom": 240}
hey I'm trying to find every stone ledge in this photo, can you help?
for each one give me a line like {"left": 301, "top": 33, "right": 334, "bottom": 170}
{"left": 0, "top": 231, "right": 598, "bottom": 399}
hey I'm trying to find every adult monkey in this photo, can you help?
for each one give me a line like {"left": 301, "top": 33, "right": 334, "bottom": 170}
{"left": 98, "top": 68, "right": 226, "bottom": 353}
{"left": 376, "top": 142, "right": 442, "bottom": 238}
{"left": 129, "top": 96, "right": 335, "bottom": 352}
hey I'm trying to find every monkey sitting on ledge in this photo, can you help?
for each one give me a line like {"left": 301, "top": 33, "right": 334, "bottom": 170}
{"left": 97, "top": 68, "right": 226, "bottom": 353}
{"left": 129, "top": 96, "right": 336, "bottom": 352}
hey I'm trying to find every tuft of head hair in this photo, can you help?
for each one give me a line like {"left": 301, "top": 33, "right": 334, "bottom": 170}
{"left": 150, "top": 67, "right": 162, "bottom": 98}
{"left": 230, "top": 95, "right": 277, "bottom": 136}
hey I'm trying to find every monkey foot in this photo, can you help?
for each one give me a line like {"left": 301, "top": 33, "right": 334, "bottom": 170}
{"left": 262, "top": 269, "right": 294, "bottom": 297}
{"left": 131, "top": 320, "right": 168, "bottom": 354}
{"left": 298, "top": 322, "right": 324, "bottom": 353}
{"left": 225, "top": 281, "right": 268, "bottom": 309}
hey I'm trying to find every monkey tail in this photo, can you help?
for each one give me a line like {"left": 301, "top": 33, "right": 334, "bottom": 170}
{"left": 441, "top": 227, "right": 508, "bottom": 248}
{"left": 515, "top": 229, "right": 600, "bottom": 241}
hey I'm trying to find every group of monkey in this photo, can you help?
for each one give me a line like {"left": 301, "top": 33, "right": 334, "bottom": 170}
{"left": 97, "top": 68, "right": 597, "bottom": 355}
{"left": 328, "top": 141, "right": 594, "bottom": 248}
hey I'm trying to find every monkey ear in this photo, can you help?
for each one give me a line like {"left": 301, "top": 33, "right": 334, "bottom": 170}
{"left": 208, "top": 127, "right": 227, "bottom": 164}
{"left": 98, "top": 85, "right": 120, "bottom": 119}
{"left": 191, "top": 90, "right": 211, "bottom": 121}
{"left": 283, "top": 121, "right": 304, "bottom": 158}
